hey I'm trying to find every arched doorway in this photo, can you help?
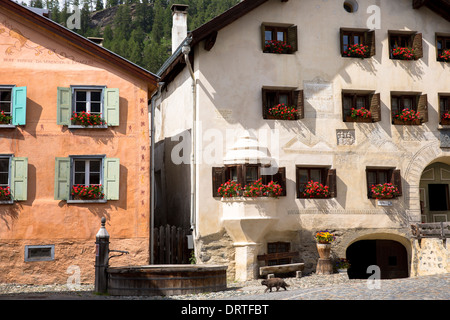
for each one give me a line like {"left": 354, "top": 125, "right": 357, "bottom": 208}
{"left": 419, "top": 162, "right": 450, "bottom": 224}
{"left": 346, "top": 240, "right": 408, "bottom": 279}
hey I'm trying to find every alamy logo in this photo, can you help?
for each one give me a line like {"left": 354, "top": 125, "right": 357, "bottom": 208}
{"left": 366, "top": 5, "right": 381, "bottom": 30}
{"left": 66, "top": 6, "right": 81, "bottom": 30}
{"left": 367, "top": 265, "right": 381, "bottom": 289}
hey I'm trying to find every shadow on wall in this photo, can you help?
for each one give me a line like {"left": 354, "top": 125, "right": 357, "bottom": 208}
{"left": 154, "top": 130, "right": 192, "bottom": 229}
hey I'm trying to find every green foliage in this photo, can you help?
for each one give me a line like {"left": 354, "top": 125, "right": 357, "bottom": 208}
{"left": 46, "top": 0, "right": 240, "bottom": 73}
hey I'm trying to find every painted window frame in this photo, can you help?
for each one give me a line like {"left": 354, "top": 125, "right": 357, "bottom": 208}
{"left": 54, "top": 155, "right": 120, "bottom": 203}
{"left": 0, "top": 85, "right": 27, "bottom": 127}
{"left": 24, "top": 245, "right": 55, "bottom": 262}
{"left": 0, "top": 154, "right": 28, "bottom": 204}
{"left": 57, "top": 86, "right": 120, "bottom": 128}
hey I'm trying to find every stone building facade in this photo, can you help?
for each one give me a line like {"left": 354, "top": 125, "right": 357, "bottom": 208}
{"left": 155, "top": 0, "right": 450, "bottom": 281}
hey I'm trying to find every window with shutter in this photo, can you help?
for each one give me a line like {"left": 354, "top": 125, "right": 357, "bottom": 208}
{"left": 436, "top": 34, "right": 450, "bottom": 62}
{"left": 55, "top": 156, "right": 119, "bottom": 203}
{"left": 57, "top": 86, "right": 120, "bottom": 128}
{"left": 262, "top": 88, "right": 301, "bottom": 120}
{"left": 0, "top": 85, "right": 27, "bottom": 127}
{"left": 439, "top": 94, "right": 450, "bottom": 125}
{"left": 389, "top": 31, "right": 422, "bottom": 60}
{"left": 0, "top": 155, "right": 28, "bottom": 203}
{"left": 261, "top": 23, "right": 298, "bottom": 54}
{"left": 391, "top": 93, "right": 427, "bottom": 125}
{"left": 340, "top": 28, "right": 375, "bottom": 59}
{"left": 212, "top": 165, "right": 287, "bottom": 198}
{"left": 296, "top": 166, "right": 336, "bottom": 199}
{"left": 366, "top": 168, "right": 402, "bottom": 199}
{"left": 342, "top": 91, "right": 375, "bottom": 122}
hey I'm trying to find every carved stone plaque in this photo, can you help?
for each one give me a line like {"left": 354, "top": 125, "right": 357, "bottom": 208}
{"left": 337, "top": 129, "right": 356, "bottom": 146}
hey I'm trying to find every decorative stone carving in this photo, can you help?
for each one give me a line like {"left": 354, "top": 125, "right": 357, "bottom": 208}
{"left": 337, "top": 129, "right": 356, "bottom": 146}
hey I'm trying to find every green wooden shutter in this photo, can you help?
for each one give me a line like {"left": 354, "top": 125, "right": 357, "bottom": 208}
{"left": 104, "top": 158, "right": 120, "bottom": 200}
{"left": 54, "top": 157, "right": 70, "bottom": 200}
{"left": 12, "top": 87, "right": 27, "bottom": 125}
{"left": 11, "top": 157, "right": 28, "bottom": 201}
{"left": 57, "top": 87, "right": 71, "bottom": 125}
{"left": 104, "top": 88, "right": 120, "bottom": 126}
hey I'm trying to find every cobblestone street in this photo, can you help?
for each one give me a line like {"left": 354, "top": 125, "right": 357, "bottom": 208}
{"left": 0, "top": 273, "right": 448, "bottom": 301}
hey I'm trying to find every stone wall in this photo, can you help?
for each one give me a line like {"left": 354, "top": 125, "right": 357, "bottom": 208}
{"left": 411, "top": 238, "right": 450, "bottom": 277}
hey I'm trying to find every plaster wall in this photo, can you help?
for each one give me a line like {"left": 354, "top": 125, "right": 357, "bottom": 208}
{"left": 157, "top": 0, "right": 450, "bottom": 278}
{"left": 0, "top": 12, "right": 151, "bottom": 283}
{"left": 192, "top": 0, "right": 450, "bottom": 239}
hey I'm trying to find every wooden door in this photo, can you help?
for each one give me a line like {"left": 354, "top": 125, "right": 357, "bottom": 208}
{"left": 376, "top": 240, "right": 408, "bottom": 279}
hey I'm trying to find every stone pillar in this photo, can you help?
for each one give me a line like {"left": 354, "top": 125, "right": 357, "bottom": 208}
{"left": 234, "top": 243, "right": 262, "bottom": 281}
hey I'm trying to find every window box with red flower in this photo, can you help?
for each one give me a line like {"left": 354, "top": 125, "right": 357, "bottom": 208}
{"left": 441, "top": 111, "right": 450, "bottom": 125}
{"left": 393, "top": 108, "right": 421, "bottom": 125}
{"left": 71, "top": 184, "right": 105, "bottom": 201}
{"left": 343, "top": 44, "right": 369, "bottom": 59}
{"left": 345, "top": 107, "right": 372, "bottom": 123}
{"left": 438, "top": 49, "right": 450, "bottom": 63}
{"left": 370, "top": 183, "right": 400, "bottom": 199}
{"left": 70, "top": 111, "right": 107, "bottom": 129}
{"left": 391, "top": 47, "right": 416, "bottom": 61}
{"left": 268, "top": 104, "right": 298, "bottom": 120}
{"left": 264, "top": 40, "right": 293, "bottom": 54}
{"left": 302, "top": 181, "right": 331, "bottom": 199}
{"left": 0, "top": 186, "right": 12, "bottom": 203}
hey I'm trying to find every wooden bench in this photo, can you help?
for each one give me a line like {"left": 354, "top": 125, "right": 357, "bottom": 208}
{"left": 257, "top": 251, "right": 304, "bottom": 278}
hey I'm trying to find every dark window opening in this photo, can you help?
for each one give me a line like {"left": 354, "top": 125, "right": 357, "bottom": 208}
{"left": 428, "top": 184, "right": 450, "bottom": 211}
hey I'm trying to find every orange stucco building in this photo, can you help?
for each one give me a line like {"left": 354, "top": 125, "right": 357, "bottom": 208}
{"left": 0, "top": 1, "right": 158, "bottom": 284}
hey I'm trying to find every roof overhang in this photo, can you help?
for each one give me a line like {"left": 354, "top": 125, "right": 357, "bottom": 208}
{"left": 413, "top": 0, "right": 450, "bottom": 22}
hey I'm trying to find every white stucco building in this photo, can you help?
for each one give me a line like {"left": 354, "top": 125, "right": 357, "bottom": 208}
{"left": 153, "top": 0, "right": 450, "bottom": 281}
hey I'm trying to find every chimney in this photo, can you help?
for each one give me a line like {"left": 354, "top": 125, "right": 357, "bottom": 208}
{"left": 171, "top": 4, "right": 189, "bottom": 54}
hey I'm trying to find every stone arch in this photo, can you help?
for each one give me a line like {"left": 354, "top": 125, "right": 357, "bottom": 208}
{"left": 403, "top": 142, "right": 450, "bottom": 222}
{"left": 342, "top": 232, "right": 411, "bottom": 279}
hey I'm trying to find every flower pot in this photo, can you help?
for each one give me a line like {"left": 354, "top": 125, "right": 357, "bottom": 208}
{"left": 441, "top": 118, "right": 450, "bottom": 125}
{"left": 345, "top": 116, "right": 372, "bottom": 123}
{"left": 316, "top": 243, "right": 332, "bottom": 259}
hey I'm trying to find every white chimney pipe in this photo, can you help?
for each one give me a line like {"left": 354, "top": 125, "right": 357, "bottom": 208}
{"left": 171, "top": 4, "right": 189, "bottom": 54}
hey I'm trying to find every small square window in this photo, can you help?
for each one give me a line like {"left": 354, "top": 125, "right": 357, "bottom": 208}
{"left": 439, "top": 95, "right": 450, "bottom": 125}
{"left": 436, "top": 35, "right": 450, "bottom": 62}
{"left": 296, "top": 166, "right": 336, "bottom": 199}
{"left": 262, "top": 88, "right": 304, "bottom": 120}
{"left": 366, "top": 168, "right": 402, "bottom": 199}
{"left": 340, "top": 28, "right": 375, "bottom": 59}
{"left": 25, "top": 245, "right": 55, "bottom": 262}
{"left": 389, "top": 31, "right": 423, "bottom": 60}
{"left": 261, "top": 24, "right": 297, "bottom": 54}
{"left": 391, "top": 93, "right": 428, "bottom": 125}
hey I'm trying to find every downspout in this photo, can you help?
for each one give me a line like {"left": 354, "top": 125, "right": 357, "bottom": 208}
{"left": 150, "top": 82, "right": 164, "bottom": 265}
{"left": 182, "top": 38, "right": 197, "bottom": 238}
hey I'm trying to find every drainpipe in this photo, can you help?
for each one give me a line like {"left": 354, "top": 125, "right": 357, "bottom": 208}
{"left": 182, "top": 39, "right": 197, "bottom": 239}
{"left": 150, "top": 82, "right": 164, "bottom": 265}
